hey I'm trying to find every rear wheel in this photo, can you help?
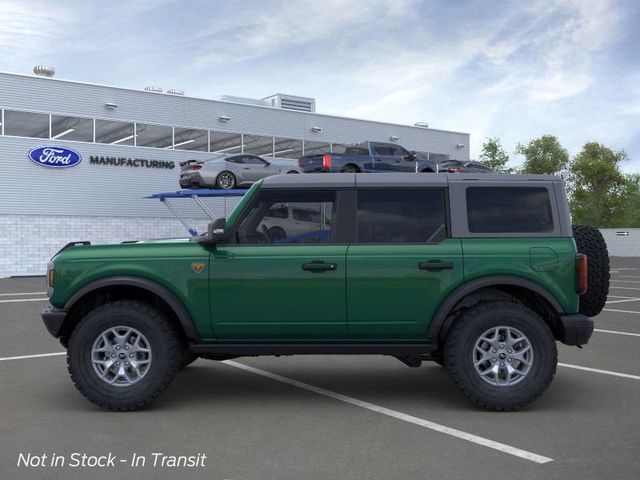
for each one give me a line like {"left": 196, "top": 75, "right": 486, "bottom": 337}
{"left": 287, "top": 170, "right": 299, "bottom": 174}
{"left": 215, "top": 171, "right": 236, "bottom": 190}
{"left": 341, "top": 165, "right": 359, "bottom": 173}
{"left": 572, "top": 224, "right": 610, "bottom": 317}
{"left": 67, "top": 300, "right": 182, "bottom": 411}
{"left": 444, "top": 301, "right": 557, "bottom": 411}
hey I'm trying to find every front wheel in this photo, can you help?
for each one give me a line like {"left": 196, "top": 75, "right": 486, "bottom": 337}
{"left": 67, "top": 300, "right": 183, "bottom": 411}
{"left": 444, "top": 301, "right": 557, "bottom": 411}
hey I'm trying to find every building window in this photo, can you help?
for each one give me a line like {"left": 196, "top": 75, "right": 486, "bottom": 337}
{"left": 135, "top": 123, "right": 172, "bottom": 149}
{"left": 210, "top": 131, "right": 243, "bottom": 154}
{"left": 95, "top": 119, "right": 135, "bottom": 145}
{"left": 466, "top": 187, "right": 553, "bottom": 233}
{"left": 273, "top": 137, "right": 303, "bottom": 159}
{"left": 51, "top": 115, "right": 93, "bottom": 142}
{"left": 173, "top": 127, "right": 208, "bottom": 151}
{"left": 243, "top": 134, "right": 274, "bottom": 156}
{"left": 304, "top": 140, "right": 331, "bottom": 156}
{"left": 356, "top": 189, "right": 447, "bottom": 243}
{"left": 3, "top": 110, "right": 49, "bottom": 138}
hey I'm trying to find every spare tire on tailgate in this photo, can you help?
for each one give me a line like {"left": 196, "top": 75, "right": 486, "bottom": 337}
{"left": 572, "top": 224, "right": 610, "bottom": 317}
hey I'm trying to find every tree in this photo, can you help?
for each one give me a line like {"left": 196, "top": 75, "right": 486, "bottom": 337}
{"left": 568, "top": 142, "right": 631, "bottom": 227}
{"left": 478, "top": 137, "right": 513, "bottom": 173}
{"left": 516, "top": 135, "right": 569, "bottom": 175}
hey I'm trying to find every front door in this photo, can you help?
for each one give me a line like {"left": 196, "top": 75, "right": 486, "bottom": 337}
{"left": 346, "top": 188, "right": 463, "bottom": 339}
{"left": 210, "top": 188, "right": 348, "bottom": 340}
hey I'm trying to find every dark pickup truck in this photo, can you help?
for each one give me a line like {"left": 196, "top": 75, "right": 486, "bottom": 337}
{"left": 298, "top": 141, "right": 438, "bottom": 173}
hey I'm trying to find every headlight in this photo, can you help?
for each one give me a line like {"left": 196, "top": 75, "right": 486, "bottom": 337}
{"left": 46, "top": 261, "right": 55, "bottom": 297}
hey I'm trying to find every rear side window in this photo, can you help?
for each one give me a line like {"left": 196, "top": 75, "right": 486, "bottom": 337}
{"left": 466, "top": 187, "right": 553, "bottom": 233}
{"left": 356, "top": 189, "right": 447, "bottom": 243}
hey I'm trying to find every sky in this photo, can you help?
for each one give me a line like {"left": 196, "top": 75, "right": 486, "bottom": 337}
{"left": 1, "top": 0, "right": 639, "bottom": 171}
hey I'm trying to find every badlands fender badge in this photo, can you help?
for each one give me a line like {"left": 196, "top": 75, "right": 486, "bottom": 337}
{"left": 191, "top": 262, "right": 205, "bottom": 273}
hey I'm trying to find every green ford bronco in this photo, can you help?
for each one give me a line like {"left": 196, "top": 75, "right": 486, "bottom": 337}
{"left": 42, "top": 173, "right": 609, "bottom": 411}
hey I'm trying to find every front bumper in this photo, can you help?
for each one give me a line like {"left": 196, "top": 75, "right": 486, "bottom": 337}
{"left": 41, "top": 307, "right": 68, "bottom": 338}
{"left": 558, "top": 314, "right": 594, "bottom": 346}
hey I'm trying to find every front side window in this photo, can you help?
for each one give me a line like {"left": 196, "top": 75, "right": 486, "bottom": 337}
{"left": 466, "top": 187, "right": 553, "bottom": 233}
{"left": 356, "top": 189, "right": 447, "bottom": 243}
{"left": 236, "top": 190, "right": 335, "bottom": 244}
{"left": 242, "top": 155, "right": 267, "bottom": 165}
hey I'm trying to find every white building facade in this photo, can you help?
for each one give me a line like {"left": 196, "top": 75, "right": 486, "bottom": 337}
{"left": 0, "top": 71, "right": 470, "bottom": 277}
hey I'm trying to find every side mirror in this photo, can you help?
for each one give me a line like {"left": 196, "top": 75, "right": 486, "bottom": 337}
{"left": 405, "top": 151, "right": 417, "bottom": 161}
{"left": 193, "top": 218, "right": 228, "bottom": 245}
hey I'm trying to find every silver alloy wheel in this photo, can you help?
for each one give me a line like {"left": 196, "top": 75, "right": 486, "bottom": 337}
{"left": 91, "top": 326, "right": 152, "bottom": 387}
{"left": 217, "top": 172, "right": 234, "bottom": 189}
{"left": 473, "top": 326, "right": 533, "bottom": 387}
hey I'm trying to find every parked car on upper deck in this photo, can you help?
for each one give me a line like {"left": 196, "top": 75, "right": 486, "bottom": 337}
{"left": 179, "top": 154, "right": 301, "bottom": 190}
{"left": 439, "top": 160, "right": 494, "bottom": 173}
{"left": 298, "top": 141, "right": 438, "bottom": 174}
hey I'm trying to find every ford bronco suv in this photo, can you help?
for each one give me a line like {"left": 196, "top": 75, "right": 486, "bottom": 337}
{"left": 41, "top": 173, "right": 609, "bottom": 411}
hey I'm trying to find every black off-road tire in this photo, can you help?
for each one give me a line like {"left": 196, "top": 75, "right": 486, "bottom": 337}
{"left": 572, "top": 224, "right": 610, "bottom": 317}
{"left": 67, "top": 300, "right": 182, "bottom": 411}
{"left": 444, "top": 301, "right": 557, "bottom": 411}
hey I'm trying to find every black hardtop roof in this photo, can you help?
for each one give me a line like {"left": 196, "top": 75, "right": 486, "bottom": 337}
{"left": 260, "top": 173, "right": 562, "bottom": 189}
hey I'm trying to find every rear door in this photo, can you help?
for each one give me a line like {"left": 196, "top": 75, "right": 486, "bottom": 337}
{"left": 371, "top": 143, "right": 415, "bottom": 172}
{"left": 346, "top": 188, "right": 463, "bottom": 339}
{"left": 210, "top": 188, "right": 349, "bottom": 340}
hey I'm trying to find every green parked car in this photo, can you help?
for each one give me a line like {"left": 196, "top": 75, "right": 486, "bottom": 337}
{"left": 41, "top": 173, "right": 609, "bottom": 411}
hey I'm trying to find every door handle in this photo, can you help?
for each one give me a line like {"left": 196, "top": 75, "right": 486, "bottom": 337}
{"left": 418, "top": 262, "right": 453, "bottom": 270}
{"left": 302, "top": 263, "right": 337, "bottom": 272}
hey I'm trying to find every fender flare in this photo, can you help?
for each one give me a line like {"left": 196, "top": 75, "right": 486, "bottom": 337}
{"left": 427, "top": 276, "right": 563, "bottom": 340}
{"left": 64, "top": 276, "right": 199, "bottom": 341}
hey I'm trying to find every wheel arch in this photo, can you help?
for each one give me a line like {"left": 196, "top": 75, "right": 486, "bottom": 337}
{"left": 428, "top": 276, "right": 563, "bottom": 342}
{"left": 341, "top": 163, "right": 361, "bottom": 172}
{"left": 60, "top": 276, "right": 198, "bottom": 346}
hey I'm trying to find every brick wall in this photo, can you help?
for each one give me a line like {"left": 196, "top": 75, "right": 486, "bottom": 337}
{"left": 0, "top": 215, "right": 210, "bottom": 278}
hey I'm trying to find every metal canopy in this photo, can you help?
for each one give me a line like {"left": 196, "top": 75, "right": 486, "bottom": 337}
{"left": 145, "top": 189, "right": 246, "bottom": 236}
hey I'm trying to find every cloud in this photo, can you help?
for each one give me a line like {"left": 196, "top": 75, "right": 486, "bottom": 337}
{"left": 0, "top": 1, "right": 75, "bottom": 65}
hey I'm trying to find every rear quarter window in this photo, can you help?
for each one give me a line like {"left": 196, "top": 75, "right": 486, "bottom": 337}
{"left": 466, "top": 187, "right": 553, "bottom": 233}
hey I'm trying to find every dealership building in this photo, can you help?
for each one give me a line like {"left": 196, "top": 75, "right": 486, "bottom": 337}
{"left": 0, "top": 68, "right": 470, "bottom": 277}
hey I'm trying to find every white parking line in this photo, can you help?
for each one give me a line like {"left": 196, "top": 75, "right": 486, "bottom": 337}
{"left": 559, "top": 363, "right": 640, "bottom": 381}
{"left": 604, "top": 308, "right": 640, "bottom": 314}
{"left": 594, "top": 328, "right": 640, "bottom": 337}
{"left": 0, "top": 292, "right": 46, "bottom": 296}
{"left": 605, "top": 298, "right": 640, "bottom": 304}
{"left": 223, "top": 360, "right": 553, "bottom": 464}
{"left": 0, "top": 298, "right": 49, "bottom": 304}
{"left": 0, "top": 352, "right": 65, "bottom": 362}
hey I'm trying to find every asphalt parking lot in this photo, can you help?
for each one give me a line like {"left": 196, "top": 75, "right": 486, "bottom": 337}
{"left": 1, "top": 258, "right": 639, "bottom": 480}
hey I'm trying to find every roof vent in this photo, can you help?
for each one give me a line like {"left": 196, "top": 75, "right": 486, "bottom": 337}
{"left": 262, "top": 94, "right": 316, "bottom": 112}
{"left": 167, "top": 88, "right": 184, "bottom": 96}
{"left": 144, "top": 85, "right": 163, "bottom": 93}
{"left": 33, "top": 65, "right": 55, "bottom": 77}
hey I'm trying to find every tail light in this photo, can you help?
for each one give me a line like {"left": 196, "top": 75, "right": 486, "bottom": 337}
{"left": 322, "top": 154, "right": 331, "bottom": 170}
{"left": 576, "top": 254, "right": 588, "bottom": 295}
{"left": 297, "top": 159, "right": 301, "bottom": 168}
{"left": 192, "top": 164, "right": 202, "bottom": 170}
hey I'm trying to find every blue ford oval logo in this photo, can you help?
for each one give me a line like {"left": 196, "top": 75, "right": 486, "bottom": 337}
{"left": 28, "top": 146, "right": 82, "bottom": 168}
